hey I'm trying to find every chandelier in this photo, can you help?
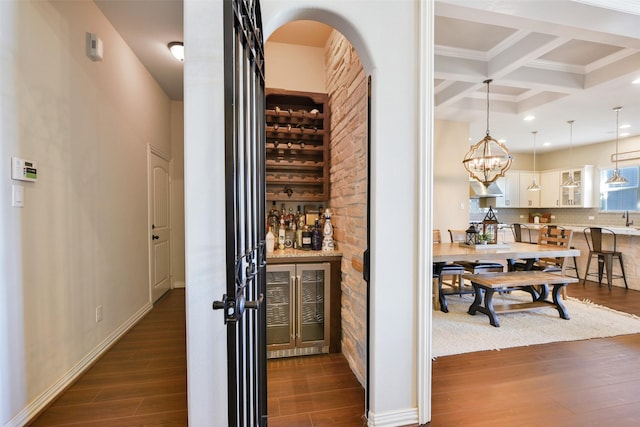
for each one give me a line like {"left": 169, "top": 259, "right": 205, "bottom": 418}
{"left": 561, "top": 120, "right": 579, "bottom": 188}
{"left": 605, "top": 106, "right": 628, "bottom": 185}
{"left": 527, "top": 131, "right": 541, "bottom": 191}
{"left": 463, "top": 79, "right": 512, "bottom": 185}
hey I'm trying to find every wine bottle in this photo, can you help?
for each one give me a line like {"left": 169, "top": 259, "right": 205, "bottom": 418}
{"left": 311, "top": 219, "right": 322, "bottom": 251}
{"left": 302, "top": 226, "right": 312, "bottom": 250}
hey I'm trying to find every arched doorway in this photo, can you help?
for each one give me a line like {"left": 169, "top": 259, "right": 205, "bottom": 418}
{"left": 264, "top": 20, "right": 371, "bottom": 419}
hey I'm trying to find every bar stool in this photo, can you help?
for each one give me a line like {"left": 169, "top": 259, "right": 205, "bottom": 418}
{"left": 583, "top": 227, "right": 628, "bottom": 289}
{"left": 512, "top": 223, "right": 532, "bottom": 243}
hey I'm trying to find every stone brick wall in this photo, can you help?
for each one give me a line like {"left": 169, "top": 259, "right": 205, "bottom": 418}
{"left": 325, "top": 30, "right": 368, "bottom": 386}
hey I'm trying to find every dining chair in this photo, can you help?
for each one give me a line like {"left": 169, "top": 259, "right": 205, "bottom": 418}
{"left": 583, "top": 227, "right": 628, "bottom": 289}
{"left": 447, "top": 229, "right": 505, "bottom": 275}
{"left": 531, "top": 226, "right": 574, "bottom": 274}
{"left": 512, "top": 226, "right": 574, "bottom": 299}
{"left": 433, "top": 230, "right": 467, "bottom": 313}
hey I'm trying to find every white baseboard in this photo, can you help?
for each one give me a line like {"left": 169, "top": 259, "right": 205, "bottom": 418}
{"left": 7, "top": 302, "right": 153, "bottom": 427}
{"left": 367, "top": 407, "right": 419, "bottom": 426}
{"left": 173, "top": 280, "right": 186, "bottom": 289}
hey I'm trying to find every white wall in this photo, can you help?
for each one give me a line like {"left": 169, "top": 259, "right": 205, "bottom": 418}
{"left": 185, "top": 0, "right": 425, "bottom": 425}
{"left": 434, "top": 120, "right": 470, "bottom": 233}
{"left": 265, "top": 41, "right": 327, "bottom": 92}
{"left": 539, "top": 135, "right": 640, "bottom": 172}
{"left": 170, "top": 101, "right": 185, "bottom": 288}
{"left": 0, "top": 1, "right": 172, "bottom": 424}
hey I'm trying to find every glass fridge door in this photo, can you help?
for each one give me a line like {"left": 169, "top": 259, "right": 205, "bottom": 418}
{"left": 266, "top": 265, "right": 295, "bottom": 349}
{"left": 297, "top": 263, "right": 330, "bottom": 348}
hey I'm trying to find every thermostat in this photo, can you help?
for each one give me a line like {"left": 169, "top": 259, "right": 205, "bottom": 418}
{"left": 11, "top": 157, "right": 38, "bottom": 182}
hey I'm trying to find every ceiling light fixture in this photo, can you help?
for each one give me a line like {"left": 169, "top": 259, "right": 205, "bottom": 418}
{"left": 562, "top": 120, "right": 579, "bottom": 188}
{"left": 462, "top": 79, "right": 512, "bottom": 186}
{"left": 168, "top": 42, "right": 184, "bottom": 62}
{"left": 606, "top": 106, "right": 628, "bottom": 185}
{"left": 523, "top": 115, "right": 535, "bottom": 121}
{"left": 527, "top": 131, "right": 541, "bottom": 191}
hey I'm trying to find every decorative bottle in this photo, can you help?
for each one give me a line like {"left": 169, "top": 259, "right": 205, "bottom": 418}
{"left": 322, "top": 208, "right": 334, "bottom": 251}
{"left": 278, "top": 218, "right": 286, "bottom": 250}
{"left": 311, "top": 219, "right": 322, "bottom": 251}
{"left": 266, "top": 227, "right": 275, "bottom": 254}
{"left": 302, "top": 226, "right": 312, "bottom": 250}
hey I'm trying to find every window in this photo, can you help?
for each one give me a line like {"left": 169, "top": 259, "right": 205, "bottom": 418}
{"left": 599, "top": 165, "right": 640, "bottom": 211}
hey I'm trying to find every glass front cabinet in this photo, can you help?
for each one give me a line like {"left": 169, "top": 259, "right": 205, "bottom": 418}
{"left": 266, "top": 262, "right": 330, "bottom": 358}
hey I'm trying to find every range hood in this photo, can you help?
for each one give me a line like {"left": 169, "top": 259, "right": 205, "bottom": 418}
{"left": 469, "top": 181, "right": 503, "bottom": 198}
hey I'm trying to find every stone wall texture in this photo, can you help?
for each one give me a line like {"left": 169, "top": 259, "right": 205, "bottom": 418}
{"left": 325, "top": 30, "right": 368, "bottom": 386}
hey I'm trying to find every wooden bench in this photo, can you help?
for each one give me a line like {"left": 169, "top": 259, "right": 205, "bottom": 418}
{"left": 463, "top": 271, "right": 579, "bottom": 327}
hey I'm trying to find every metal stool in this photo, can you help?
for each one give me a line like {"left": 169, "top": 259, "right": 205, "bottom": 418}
{"left": 583, "top": 227, "right": 628, "bottom": 289}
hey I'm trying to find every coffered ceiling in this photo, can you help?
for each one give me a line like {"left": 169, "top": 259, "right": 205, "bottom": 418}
{"left": 435, "top": 0, "right": 640, "bottom": 152}
{"left": 96, "top": 0, "right": 640, "bottom": 153}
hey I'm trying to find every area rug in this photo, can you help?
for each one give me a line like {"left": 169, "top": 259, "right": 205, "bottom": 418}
{"left": 433, "top": 291, "right": 640, "bottom": 358}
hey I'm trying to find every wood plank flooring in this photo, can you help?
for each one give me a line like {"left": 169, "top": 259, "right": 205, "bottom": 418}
{"left": 28, "top": 289, "right": 365, "bottom": 426}
{"left": 429, "top": 282, "right": 640, "bottom": 426}
{"left": 29, "top": 281, "right": 640, "bottom": 426}
{"left": 29, "top": 290, "right": 188, "bottom": 426}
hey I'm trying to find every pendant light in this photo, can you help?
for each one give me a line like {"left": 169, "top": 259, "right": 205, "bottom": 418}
{"left": 527, "top": 131, "right": 541, "bottom": 191}
{"left": 605, "top": 106, "right": 628, "bottom": 185}
{"left": 561, "top": 120, "right": 579, "bottom": 188}
{"left": 462, "top": 79, "right": 513, "bottom": 186}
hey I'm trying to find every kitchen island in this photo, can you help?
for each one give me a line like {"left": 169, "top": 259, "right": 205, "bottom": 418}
{"left": 507, "top": 224, "right": 640, "bottom": 291}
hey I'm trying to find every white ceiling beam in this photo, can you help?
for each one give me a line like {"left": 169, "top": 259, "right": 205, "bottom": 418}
{"left": 585, "top": 51, "right": 640, "bottom": 88}
{"left": 488, "top": 32, "right": 568, "bottom": 79}
{"left": 502, "top": 67, "right": 585, "bottom": 93}
{"left": 434, "top": 80, "right": 480, "bottom": 107}
{"left": 434, "top": 55, "right": 486, "bottom": 81}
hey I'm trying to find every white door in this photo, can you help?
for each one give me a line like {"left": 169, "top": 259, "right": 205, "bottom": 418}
{"left": 149, "top": 150, "right": 171, "bottom": 302}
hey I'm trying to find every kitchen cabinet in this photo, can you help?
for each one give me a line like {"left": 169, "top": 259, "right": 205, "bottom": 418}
{"left": 561, "top": 165, "right": 595, "bottom": 207}
{"left": 495, "top": 171, "right": 519, "bottom": 208}
{"left": 540, "top": 170, "right": 561, "bottom": 207}
{"left": 266, "top": 258, "right": 340, "bottom": 358}
{"left": 265, "top": 89, "right": 330, "bottom": 203}
{"left": 518, "top": 171, "right": 540, "bottom": 208}
{"left": 538, "top": 165, "right": 595, "bottom": 208}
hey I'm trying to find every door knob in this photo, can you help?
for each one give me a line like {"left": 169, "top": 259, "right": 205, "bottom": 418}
{"left": 152, "top": 235, "right": 159, "bottom": 240}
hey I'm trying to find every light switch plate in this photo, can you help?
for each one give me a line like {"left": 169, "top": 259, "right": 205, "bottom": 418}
{"left": 12, "top": 185, "right": 24, "bottom": 208}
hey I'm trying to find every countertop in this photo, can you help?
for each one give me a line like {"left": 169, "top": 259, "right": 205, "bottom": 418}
{"left": 513, "top": 223, "right": 640, "bottom": 236}
{"left": 267, "top": 248, "right": 343, "bottom": 259}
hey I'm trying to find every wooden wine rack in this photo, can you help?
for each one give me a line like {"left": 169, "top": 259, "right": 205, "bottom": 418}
{"left": 266, "top": 89, "right": 330, "bottom": 202}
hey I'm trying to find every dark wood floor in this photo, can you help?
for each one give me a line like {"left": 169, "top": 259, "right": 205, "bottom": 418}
{"left": 29, "top": 282, "right": 640, "bottom": 426}
{"left": 429, "top": 282, "right": 640, "bottom": 426}
{"left": 29, "top": 290, "right": 188, "bottom": 426}
{"left": 28, "top": 289, "right": 365, "bottom": 426}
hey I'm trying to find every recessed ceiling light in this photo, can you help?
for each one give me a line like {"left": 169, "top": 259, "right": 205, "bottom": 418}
{"left": 620, "top": 124, "right": 631, "bottom": 129}
{"left": 633, "top": 77, "right": 640, "bottom": 84}
{"left": 523, "top": 115, "right": 535, "bottom": 121}
{"left": 620, "top": 132, "right": 630, "bottom": 137}
{"left": 543, "top": 142, "right": 552, "bottom": 147}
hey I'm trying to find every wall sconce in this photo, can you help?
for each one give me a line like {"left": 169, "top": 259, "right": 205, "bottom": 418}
{"left": 168, "top": 42, "right": 184, "bottom": 62}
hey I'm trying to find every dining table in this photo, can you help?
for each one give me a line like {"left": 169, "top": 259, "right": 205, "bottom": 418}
{"left": 432, "top": 242, "right": 580, "bottom": 312}
{"left": 433, "top": 241, "right": 580, "bottom": 270}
